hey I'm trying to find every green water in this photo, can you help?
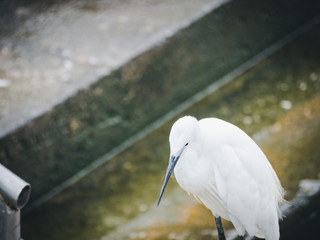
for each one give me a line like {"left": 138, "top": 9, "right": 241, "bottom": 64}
{"left": 22, "top": 23, "right": 320, "bottom": 240}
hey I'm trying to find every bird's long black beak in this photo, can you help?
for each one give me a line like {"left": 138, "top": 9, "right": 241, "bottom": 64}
{"left": 157, "top": 155, "right": 179, "bottom": 207}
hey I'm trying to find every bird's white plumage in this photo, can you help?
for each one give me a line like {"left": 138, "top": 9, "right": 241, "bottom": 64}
{"left": 170, "top": 116, "right": 285, "bottom": 240}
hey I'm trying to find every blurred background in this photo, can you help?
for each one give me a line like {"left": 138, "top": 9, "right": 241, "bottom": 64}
{"left": 0, "top": 0, "right": 319, "bottom": 239}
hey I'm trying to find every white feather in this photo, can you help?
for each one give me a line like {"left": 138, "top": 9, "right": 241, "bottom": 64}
{"left": 172, "top": 116, "right": 285, "bottom": 240}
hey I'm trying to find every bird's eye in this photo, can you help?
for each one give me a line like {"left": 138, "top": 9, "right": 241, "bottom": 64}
{"left": 185, "top": 143, "right": 189, "bottom": 146}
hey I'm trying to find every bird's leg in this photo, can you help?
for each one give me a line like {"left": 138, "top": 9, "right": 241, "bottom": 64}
{"left": 214, "top": 216, "right": 226, "bottom": 240}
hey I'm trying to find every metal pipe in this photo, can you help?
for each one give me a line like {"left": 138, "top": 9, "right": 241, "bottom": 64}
{"left": 0, "top": 164, "right": 31, "bottom": 209}
{"left": 0, "top": 201, "right": 21, "bottom": 240}
{"left": 0, "top": 164, "right": 31, "bottom": 240}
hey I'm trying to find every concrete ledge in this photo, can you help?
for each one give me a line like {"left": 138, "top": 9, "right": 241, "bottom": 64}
{"left": 0, "top": 0, "right": 227, "bottom": 138}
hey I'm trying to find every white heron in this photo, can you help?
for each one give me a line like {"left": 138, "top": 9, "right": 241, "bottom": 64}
{"left": 157, "top": 116, "right": 285, "bottom": 240}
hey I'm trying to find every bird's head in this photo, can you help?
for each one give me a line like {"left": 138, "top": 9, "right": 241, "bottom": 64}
{"left": 157, "top": 116, "right": 198, "bottom": 207}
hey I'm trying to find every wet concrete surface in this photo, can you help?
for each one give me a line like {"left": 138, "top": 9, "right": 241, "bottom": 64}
{"left": 21, "top": 22, "right": 320, "bottom": 240}
{"left": 0, "top": 0, "right": 227, "bottom": 138}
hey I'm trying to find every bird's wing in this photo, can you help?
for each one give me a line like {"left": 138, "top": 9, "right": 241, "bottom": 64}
{"left": 213, "top": 144, "right": 276, "bottom": 237}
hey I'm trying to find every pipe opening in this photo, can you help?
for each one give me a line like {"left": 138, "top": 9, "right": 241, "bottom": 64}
{"left": 17, "top": 185, "right": 31, "bottom": 209}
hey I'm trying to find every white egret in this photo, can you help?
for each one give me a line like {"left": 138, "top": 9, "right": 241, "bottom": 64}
{"left": 157, "top": 116, "right": 285, "bottom": 240}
